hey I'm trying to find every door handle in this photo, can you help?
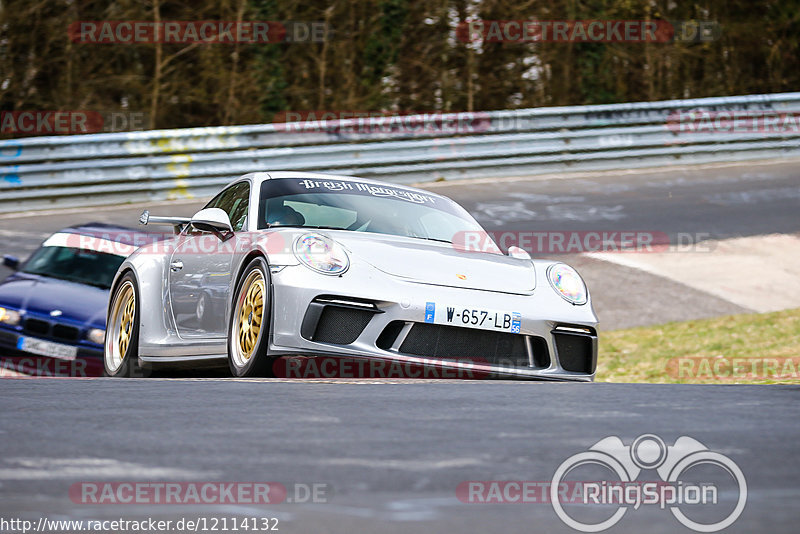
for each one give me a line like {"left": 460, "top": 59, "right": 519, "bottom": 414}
{"left": 170, "top": 260, "right": 184, "bottom": 272}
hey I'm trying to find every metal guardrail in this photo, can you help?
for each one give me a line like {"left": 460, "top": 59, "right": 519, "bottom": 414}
{"left": 2, "top": 92, "right": 800, "bottom": 212}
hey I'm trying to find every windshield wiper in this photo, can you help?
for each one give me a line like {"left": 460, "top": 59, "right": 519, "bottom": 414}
{"left": 412, "top": 236, "right": 452, "bottom": 244}
{"left": 266, "top": 224, "right": 348, "bottom": 231}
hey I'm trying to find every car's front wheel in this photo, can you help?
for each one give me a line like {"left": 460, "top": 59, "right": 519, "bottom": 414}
{"left": 105, "top": 273, "right": 144, "bottom": 377}
{"left": 228, "top": 257, "right": 274, "bottom": 377}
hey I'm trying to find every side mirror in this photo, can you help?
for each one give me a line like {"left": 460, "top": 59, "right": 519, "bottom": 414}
{"left": 190, "top": 208, "right": 233, "bottom": 233}
{"left": 507, "top": 246, "right": 531, "bottom": 260}
{"left": 2, "top": 255, "right": 19, "bottom": 270}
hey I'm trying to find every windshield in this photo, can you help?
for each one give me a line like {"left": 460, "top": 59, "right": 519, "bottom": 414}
{"left": 22, "top": 246, "right": 125, "bottom": 289}
{"left": 258, "top": 178, "right": 485, "bottom": 243}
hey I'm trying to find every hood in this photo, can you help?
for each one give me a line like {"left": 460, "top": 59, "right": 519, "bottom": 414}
{"left": 0, "top": 273, "right": 108, "bottom": 327}
{"left": 327, "top": 231, "right": 536, "bottom": 295}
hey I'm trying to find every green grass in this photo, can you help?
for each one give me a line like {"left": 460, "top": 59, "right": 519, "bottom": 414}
{"left": 598, "top": 308, "right": 800, "bottom": 384}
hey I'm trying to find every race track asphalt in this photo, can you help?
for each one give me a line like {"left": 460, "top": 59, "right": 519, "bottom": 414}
{"left": 1, "top": 159, "right": 799, "bottom": 533}
{"left": 0, "top": 379, "right": 798, "bottom": 533}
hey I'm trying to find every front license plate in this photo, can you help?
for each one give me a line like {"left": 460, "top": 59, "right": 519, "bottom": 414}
{"left": 17, "top": 336, "right": 78, "bottom": 361}
{"left": 425, "top": 302, "right": 521, "bottom": 333}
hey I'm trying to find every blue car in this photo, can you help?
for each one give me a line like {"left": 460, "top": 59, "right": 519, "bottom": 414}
{"left": 0, "top": 223, "right": 157, "bottom": 376}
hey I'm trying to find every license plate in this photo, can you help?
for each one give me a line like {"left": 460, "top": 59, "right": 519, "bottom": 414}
{"left": 424, "top": 302, "right": 521, "bottom": 333}
{"left": 17, "top": 336, "right": 78, "bottom": 361}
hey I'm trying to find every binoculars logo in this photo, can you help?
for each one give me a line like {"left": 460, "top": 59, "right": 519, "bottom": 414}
{"left": 551, "top": 434, "right": 747, "bottom": 532}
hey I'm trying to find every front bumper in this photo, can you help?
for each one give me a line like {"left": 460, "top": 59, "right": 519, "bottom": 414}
{"left": 268, "top": 261, "right": 598, "bottom": 381}
{"left": 0, "top": 325, "right": 103, "bottom": 377}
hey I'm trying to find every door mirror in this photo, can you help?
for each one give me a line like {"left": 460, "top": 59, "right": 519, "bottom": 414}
{"left": 507, "top": 246, "right": 531, "bottom": 260}
{"left": 2, "top": 255, "right": 19, "bottom": 270}
{"left": 190, "top": 208, "right": 233, "bottom": 233}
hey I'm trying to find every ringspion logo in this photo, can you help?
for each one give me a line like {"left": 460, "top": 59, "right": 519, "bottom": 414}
{"left": 550, "top": 434, "right": 746, "bottom": 532}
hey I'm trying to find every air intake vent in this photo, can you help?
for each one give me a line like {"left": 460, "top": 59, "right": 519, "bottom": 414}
{"left": 376, "top": 321, "right": 405, "bottom": 350}
{"left": 529, "top": 336, "right": 551, "bottom": 369}
{"left": 311, "top": 306, "right": 374, "bottom": 345}
{"left": 553, "top": 330, "right": 596, "bottom": 374}
{"left": 398, "top": 323, "right": 535, "bottom": 368}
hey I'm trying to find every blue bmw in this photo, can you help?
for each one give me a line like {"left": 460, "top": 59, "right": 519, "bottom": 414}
{"left": 0, "top": 223, "right": 157, "bottom": 376}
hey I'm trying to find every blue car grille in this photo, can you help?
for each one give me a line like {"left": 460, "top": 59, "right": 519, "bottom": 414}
{"left": 0, "top": 330, "right": 17, "bottom": 346}
{"left": 53, "top": 324, "right": 80, "bottom": 342}
{"left": 23, "top": 317, "right": 80, "bottom": 343}
{"left": 24, "top": 318, "right": 49, "bottom": 336}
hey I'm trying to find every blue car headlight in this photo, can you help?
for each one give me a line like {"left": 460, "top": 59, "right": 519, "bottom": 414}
{"left": 0, "top": 307, "right": 21, "bottom": 326}
{"left": 87, "top": 328, "right": 106, "bottom": 345}
{"left": 547, "top": 263, "right": 588, "bottom": 305}
{"left": 293, "top": 233, "right": 349, "bottom": 275}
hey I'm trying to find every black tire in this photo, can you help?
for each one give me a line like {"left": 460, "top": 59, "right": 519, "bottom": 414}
{"left": 104, "top": 272, "right": 148, "bottom": 377}
{"left": 227, "top": 257, "right": 274, "bottom": 377}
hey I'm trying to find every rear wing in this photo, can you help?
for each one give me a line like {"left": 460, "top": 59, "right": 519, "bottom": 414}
{"left": 139, "top": 210, "right": 191, "bottom": 233}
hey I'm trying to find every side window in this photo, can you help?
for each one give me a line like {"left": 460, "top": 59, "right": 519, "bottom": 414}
{"left": 203, "top": 182, "right": 250, "bottom": 231}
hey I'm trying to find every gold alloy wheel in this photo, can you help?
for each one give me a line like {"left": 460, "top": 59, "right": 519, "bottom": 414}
{"left": 233, "top": 269, "right": 265, "bottom": 367}
{"left": 106, "top": 280, "right": 135, "bottom": 373}
{"left": 118, "top": 289, "right": 135, "bottom": 357}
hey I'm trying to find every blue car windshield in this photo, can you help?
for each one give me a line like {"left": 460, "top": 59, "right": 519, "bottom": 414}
{"left": 258, "top": 178, "right": 485, "bottom": 243}
{"left": 22, "top": 246, "right": 125, "bottom": 289}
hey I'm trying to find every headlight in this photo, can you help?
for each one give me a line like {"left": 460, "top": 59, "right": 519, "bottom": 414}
{"left": 547, "top": 263, "right": 587, "bottom": 305}
{"left": 293, "top": 234, "right": 349, "bottom": 275}
{"left": 0, "top": 307, "right": 21, "bottom": 326}
{"left": 87, "top": 328, "right": 106, "bottom": 345}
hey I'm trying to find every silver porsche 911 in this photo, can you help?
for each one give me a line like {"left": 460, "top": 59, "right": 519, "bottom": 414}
{"left": 104, "top": 171, "right": 598, "bottom": 380}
